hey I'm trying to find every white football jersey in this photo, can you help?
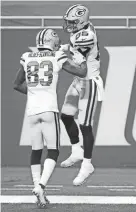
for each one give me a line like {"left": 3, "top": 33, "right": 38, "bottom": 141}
{"left": 70, "top": 22, "right": 100, "bottom": 79}
{"left": 20, "top": 50, "right": 67, "bottom": 116}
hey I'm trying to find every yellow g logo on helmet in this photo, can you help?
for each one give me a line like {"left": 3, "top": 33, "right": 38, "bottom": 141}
{"left": 75, "top": 9, "right": 86, "bottom": 17}
{"left": 51, "top": 31, "right": 58, "bottom": 37}
{"left": 63, "top": 4, "right": 90, "bottom": 33}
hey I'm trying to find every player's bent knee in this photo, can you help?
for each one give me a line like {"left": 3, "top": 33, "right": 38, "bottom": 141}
{"left": 61, "top": 104, "right": 77, "bottom": 116}
{"left": 32, "top": 142, "right": 44, "bottom": 150}
{"left": 47, "top": 149, "right": 59, "bottom": 162}
{"left": 61, "top": 113, "right": 74, "bottom": 122}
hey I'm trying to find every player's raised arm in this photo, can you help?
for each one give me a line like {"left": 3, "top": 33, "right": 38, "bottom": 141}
{"left": 13, "top": 63, "right": 27, "bottom": 94}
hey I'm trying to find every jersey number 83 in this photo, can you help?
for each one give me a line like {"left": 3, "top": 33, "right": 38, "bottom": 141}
{"left": 27, "top": 60, "right": 53, "bottom": 87}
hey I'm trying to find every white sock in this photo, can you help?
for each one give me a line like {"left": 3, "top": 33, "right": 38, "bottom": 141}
{"left": 83, "top": 158, "right": 92, "bottom": 165}
{"left": 39, "top": 159, "right": 56, "bottom": 187}
{"left": 72, "top": 143, "right": 82, "bottom": 151}
{"left": 31, "top": 164, "right": 41, "bottom": 187}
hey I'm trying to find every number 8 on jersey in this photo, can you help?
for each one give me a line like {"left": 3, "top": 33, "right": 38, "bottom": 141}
{"left": 27, "top": 60, "right": 53, "bottom": 87}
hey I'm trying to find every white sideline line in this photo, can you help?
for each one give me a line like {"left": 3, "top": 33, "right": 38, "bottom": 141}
{"left": 14, "top": 185, "right": 63, "bottom": 188}
{"left": 15, "top": 185, "right": 135, "bottom": 189}
{"left": 2, "top": 188, "right": 60, "bottom": 191}
{"left": 87, "top": 185, "right": 135, "bottom": 188}
{"left": 1, "top": 195, "right": 136, "bottom": 204}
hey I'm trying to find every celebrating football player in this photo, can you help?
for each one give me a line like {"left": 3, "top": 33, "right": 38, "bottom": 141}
{"left": 13, "top": 28, "right": 87, "bottom": 207}
{"left": 60, "top": 4, "right": 104, "bottom": 186}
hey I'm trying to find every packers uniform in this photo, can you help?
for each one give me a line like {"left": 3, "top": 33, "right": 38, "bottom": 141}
{"left": 15, "top": 29, "right": 84, "bottom": 205}
{"left": 62, "top": 22, "right": 103, "bottom": 126}
{"left": 20, "top": 50, "right": 67, "bottom": 116}
{"left": 20, "top": 49, "right": 67, "bottom": 149}
{"left": 60, "top": 4, "right": 104, "bottom": 186}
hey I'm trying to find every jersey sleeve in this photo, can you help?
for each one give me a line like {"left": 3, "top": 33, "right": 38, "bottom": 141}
{"left": 74, "top": 30, "right": 94, "bottom": 48}
{"left": 55, "top": 50, "right": 68, "bottom": 69}
{"left": 20, "top": 52, "right": 29, "bottom": 67}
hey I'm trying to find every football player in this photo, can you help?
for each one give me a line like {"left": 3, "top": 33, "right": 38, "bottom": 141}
{"left": 13, "top": 28, "right": 87, "bottom": 207}
{"left": 60, "top": 4, "right": 104, "bottom": 186}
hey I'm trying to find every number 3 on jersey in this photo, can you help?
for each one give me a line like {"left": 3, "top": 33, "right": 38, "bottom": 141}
{"left": 27, "top": 61, "right": 53, "bottom": 87}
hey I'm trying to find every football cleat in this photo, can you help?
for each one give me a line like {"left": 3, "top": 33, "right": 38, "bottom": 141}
{"left": 73, "top": 162, "right": 94, "bottom": 186}
{"left": 60, "top": 147, "right": 83, "bottom": 168}
{"left": 32, "top": 185, "right": 50, "bottom": 208}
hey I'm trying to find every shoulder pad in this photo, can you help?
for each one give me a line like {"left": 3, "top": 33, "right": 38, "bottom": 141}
{"left": 55, "top": 50, "right": 68, "bottom": 70}
{"left": 55, "top": 50, "right": 68, "bottom": 62}
{"left": 74, "top": 30, "right": 94, "bottom": 47}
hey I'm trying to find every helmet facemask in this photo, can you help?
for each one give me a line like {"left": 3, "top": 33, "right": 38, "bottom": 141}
{"left": 63, "top": 18, "right": 80, "bottom": 33}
